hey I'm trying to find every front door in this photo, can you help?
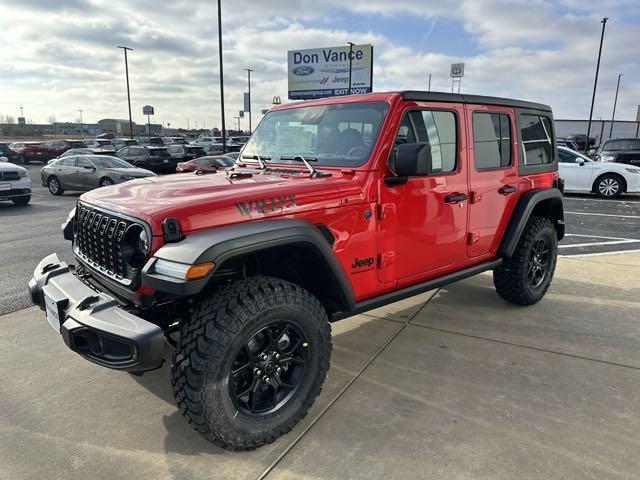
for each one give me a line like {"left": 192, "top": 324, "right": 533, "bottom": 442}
{"left": 378, "top": 103, "right": 469, "bottom": 283}
{"left": 74, "top": 157, "right": 99, "bottom": 189}
{"left": 466, "top": 105, "right": 519, "bottom": 258}
{"left": 558, "top": 149, "right": 593, "bottom": 191}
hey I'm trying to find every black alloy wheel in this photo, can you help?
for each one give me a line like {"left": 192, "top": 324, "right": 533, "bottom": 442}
{"left": 527, "top": 238, "right": 550, "bottom": 289}
{"left": 229, "top": 321, "right": 309, "bottom": 416}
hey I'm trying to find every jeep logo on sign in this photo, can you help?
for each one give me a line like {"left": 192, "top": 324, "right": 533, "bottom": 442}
{"left": 351, "top": 256, "right": 375, "bottom": 270}
{"left": 235, "top": 194, "right": 297, "bottom": 216}
{"left": 292, "top": 66, "right": 314, "bottom": 76}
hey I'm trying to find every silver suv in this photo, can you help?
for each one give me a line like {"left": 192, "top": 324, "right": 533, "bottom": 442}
{"left": 0, "top": 158, "right": 31, "bottom": 205}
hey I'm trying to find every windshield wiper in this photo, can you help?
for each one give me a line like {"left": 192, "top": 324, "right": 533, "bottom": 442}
{"left": 279, "top": 156, "right": 330, "bottom": 177}
{"left": 241, "top": 154, "right": 270, "bottom": 169}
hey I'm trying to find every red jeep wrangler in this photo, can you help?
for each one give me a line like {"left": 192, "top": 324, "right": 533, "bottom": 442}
{"left": 30, "top": 91, "right": 564, "bottom": 449}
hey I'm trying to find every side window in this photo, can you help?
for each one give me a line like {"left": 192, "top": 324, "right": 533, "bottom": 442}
{"left": 520, "top": 114, "right": 553, "bottom": 165}
{"left": 119, "top": 148, "right": 129, "bottom": 156}
{"left": 409, "top": 110, "right": 456, "bottom": 173}
{"left": 76, "top": 157, "right": 93, "bottom": 168}
{"left": 472, "top": 112, "right": 512, "bottom": 169}
{"left": 61, "top": 157, "right": 77, "bottom": 166}
{"left": 558, "top": 150, "right": 576, "bottom": 163}
{"left": 395, "top": 114, "right": 416, "bottom": 145}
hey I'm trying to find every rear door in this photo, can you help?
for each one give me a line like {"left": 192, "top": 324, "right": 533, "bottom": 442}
{"left": 378, "top": 103, "right": 469, "bottom": 283}
{"left": 466, "top": 105, "right": 519, "bottom": 258}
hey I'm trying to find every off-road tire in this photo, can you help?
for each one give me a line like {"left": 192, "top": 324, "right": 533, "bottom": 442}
{"left": 12, "top": 195, "right": 31, "bottom": 206}
{"left": 493, "top": 216, "right": 558, "bottom": 305}
{"left": 594, "top": 173, "right": 624, "bottom": 198}
{"left": 47, "top": 176, "right": 64, "bottom": 196}
{"left": 171, "top": 276, "right": 332, "bottom": 450}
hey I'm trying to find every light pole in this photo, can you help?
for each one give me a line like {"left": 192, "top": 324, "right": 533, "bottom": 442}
{"left": 117, "top": 46, "right": 134, "bottom": 140}
{"left": 77, "top": 109, "right": 83, "bottom": 135}
{"left": 609, "top": 73, "right": 622, "bottom": 139}
{"left": 244, "top": 68, "right": 254, "bottom": 134}
{"left": 347, "top": 42, "right": 355, "bottom": 95}
{"left": 217, "top": 0, "right": 226, "bottom": 153}
{"left": 428, "top": 74, "right": 432, "bottom": 92}
{"left": 585, "top": 17, "right": 608, "bottom": 153}
{"left": 233, "top": 116, "right": 240, "bottom": 132}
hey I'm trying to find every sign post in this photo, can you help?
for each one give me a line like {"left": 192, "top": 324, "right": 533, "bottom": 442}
{"left": 450, "top": 63, "right": 464, "bottom": 94}
{"left": 287, "top": 44, "right": 373, "bottom": 100}
{"left": 143, "top": 105, "right": 154, "bottom": 139}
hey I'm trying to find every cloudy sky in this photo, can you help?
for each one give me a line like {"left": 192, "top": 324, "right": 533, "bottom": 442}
{"left": 1, "top": 0, "right": 639, "bottom": 129}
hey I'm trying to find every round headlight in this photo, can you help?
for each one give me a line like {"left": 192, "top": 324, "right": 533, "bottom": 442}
{"left": 137, "top": 229, "right": 149, "bottom": 254}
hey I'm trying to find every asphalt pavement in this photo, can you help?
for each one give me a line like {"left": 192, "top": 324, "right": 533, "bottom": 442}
{"left": 1, "top": 164, "right": 639, "bottom": 315}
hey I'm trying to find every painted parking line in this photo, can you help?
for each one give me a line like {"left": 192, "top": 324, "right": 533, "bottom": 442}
{"left": 559, "top": 239, "right": 640, "bottom": 249}
{"left": 564, "top": 233, "right": 637, "bottom": 241}
{"left": 565, "top": 211, "right": 640, "bottom": 219}
{"left": 561, "top": 248, "right": 640, "bottom": 258}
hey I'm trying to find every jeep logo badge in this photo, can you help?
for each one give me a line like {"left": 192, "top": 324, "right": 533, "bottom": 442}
{"left": 351, "top": 256, "right": 375, "bottom": 271}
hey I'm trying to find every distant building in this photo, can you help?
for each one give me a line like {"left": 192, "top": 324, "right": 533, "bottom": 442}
{"left": 53, "top": 122, "right": 102, "bottom": 136}
{"left": 555, "top": 119, "right": 639, "bottom": 147}
{"left": 98, "top": 118, "right": 137, "bottom": 136}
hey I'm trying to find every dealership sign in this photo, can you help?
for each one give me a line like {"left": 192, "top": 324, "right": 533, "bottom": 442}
{"left": 287, "top": 44, "right": 373, "bottom": 100}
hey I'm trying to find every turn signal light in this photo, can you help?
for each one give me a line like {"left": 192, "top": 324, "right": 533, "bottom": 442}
{"left": 185, "top": 262, "right": 214, "bottom": 280}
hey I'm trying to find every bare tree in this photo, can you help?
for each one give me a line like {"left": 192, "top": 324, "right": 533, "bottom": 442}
{"left": 5, "top": 115, "right": 15, "bottom": 124}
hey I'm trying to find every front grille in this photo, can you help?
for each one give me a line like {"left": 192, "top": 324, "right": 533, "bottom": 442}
{"left": 74, "top": 204, "right": 146, "bottom": 287}
{"left": 0, "top": 171, "right": 20, "bottom": 181}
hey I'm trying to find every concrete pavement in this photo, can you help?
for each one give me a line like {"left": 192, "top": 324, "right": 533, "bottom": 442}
{"left": 0, "top": 254, "right": 638, "bottom": 479}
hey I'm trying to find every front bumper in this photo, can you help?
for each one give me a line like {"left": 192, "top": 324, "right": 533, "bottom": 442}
{"left": 0, "top": 177, "right": 31, "bottom": 200}
{"left": 29, "top": 253, "right": 165, "bottom": 372}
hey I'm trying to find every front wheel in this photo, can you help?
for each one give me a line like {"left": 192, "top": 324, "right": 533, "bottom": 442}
{"left": 99, "top": 177, "right": 114, "bottom": 187}
{"left": 47, "top": 176, "right": 64, "bottom": 196}
{"left": 493, "top": 216, "right": 558, "bottom": 305}
{"left": 171, "top": 276, "right": 332, "bottom": 450}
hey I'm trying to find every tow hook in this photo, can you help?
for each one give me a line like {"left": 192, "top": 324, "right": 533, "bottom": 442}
{"left": 76, "top": 295, "right": 101, "bottom": 311}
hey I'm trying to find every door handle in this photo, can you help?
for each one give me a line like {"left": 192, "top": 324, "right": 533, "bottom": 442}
{"left": 444, "top": 193, "right": 468, "bottom": 204}
{"left": 498, "top": 185, "right": 517, "bottom": 195}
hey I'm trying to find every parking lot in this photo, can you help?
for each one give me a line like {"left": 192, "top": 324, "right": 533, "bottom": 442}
{"left": 1, "top": 164, "right": 640, "bottom": 479}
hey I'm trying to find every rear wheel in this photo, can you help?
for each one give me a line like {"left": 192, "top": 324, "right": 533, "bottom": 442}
{"left": 171, "top": 276, "right": 331, "bottom": 450}
{"left": 11, "top": 195, "right": 30, "bottom": 206}
{"left": 594, "top": 174, "right": 623, "bottom": 198}
{"left": 493, "top": 216, "right": 558, "bottom": 305}
{"left": 47, "top": 176, "right": 64, "bottom": 195}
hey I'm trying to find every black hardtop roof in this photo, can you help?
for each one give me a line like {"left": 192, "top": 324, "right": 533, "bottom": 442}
{"left": 400, "top": 91, "right": 552, "bottom": 112}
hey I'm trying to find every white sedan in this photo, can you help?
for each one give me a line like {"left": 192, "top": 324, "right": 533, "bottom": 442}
{"left": 558, "top": 146, "right": 640, "bottom": 198}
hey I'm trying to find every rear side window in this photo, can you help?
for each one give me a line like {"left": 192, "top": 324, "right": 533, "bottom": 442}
{"left": 472, "top": 112, "right": 511, "bottom": 169}
{"left": 60, "top": 157, "right": 76, "bottom": 166}
{"left": 520, "top": 115, "right": 553, "bottom": 165}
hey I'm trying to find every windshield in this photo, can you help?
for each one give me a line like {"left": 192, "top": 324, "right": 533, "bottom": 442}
{"left": 242, "top": 101, "right": 389, "bottom": 167}
{"left": 602, "top": 139, "right": 640, "bottom": 151}
{"left": 89, "top": 156, "right": 134, "bottom": 168}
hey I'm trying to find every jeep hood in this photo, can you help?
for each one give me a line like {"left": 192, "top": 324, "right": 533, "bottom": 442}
{"left": 80, "top": 168, "right": 348, "bottom": 234}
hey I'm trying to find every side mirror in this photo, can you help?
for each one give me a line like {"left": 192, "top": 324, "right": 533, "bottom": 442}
{"left": 588, "top": 148, "right": 596, "bottom": 155}
{"left": 391, "top": 143, "right": 432, "bottom": 177}
{"left": 0, "top": 156, "right": 8, "bottom": 163}
{"left": 574, "top": 157, "right": 585, "bottom": 166}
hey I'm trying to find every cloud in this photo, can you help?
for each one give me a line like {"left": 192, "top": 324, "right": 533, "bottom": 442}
{"left": 0, "top": 0, "right": 638, "bottom": 128}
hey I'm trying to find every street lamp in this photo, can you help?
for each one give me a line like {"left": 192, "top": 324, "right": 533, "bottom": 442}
{"left": 217, "top": 0, "right": 226, "bottom": 153}
{"left": 609, "top": 73, "right": 622, "bottom": 139}
{"left": 77, "top": 109, "right": 83, "bottom": 135}
{"left": 347, "top": 41, "right": 355, "bottom": 95}
{"left": 117, "top": 46, "right": 134, "bottom": 140}
{"left": 585, "top": 17, "right": 608, "bottom": 153}
{"left": 244, "top": 68, "right": 254, "bottom": 134}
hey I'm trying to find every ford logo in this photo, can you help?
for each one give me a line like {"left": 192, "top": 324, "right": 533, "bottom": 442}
{"left": 292, "top": 66, "right": 314, "bottom": 76}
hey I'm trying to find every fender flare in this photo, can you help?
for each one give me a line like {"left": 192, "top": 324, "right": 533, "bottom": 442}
{"left": 499, "top": 188, "right": 564, "bottom": 258}
{"left": 142, "top": 219, "right": 355, "bottom": 311}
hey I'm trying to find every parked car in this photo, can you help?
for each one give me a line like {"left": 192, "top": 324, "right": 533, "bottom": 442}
{"left": 83, "top": 139, "right": 117, "bottom": 152}
{"left": 57, "top": 148, "right": 117, "bottom": 159}
{"left": 40, "top": 155, "right": 155, "bottom": 195}
{"left": 201, "top": 143, "right": 224, "bottom": 155}
{"left": 0, "top": 160, "right": 31, "bottom": 205}
{"left": 112, "top": 138, "right": 139, "bottom": 150}
{"left": 31, "top": 90, "right": 564, "bottom": 450}
{"left": 224, "top": 151, "right": 239, "bottom": 160}
{"left": 558, "top": 146, "right": 640, "bottom": 198}
{"left": 191, "top": 136, "right": 221, "bottom": 146}
{"left": 8, "top": 142, "right": 50, "bottom": 164}
{"left": 163, "top": 137, "right": 188, "bottom": 145}
{"left": 0, "top": 142, "right": 11, "bottom": 158}
{"left": 116, "top": 146, "right": 174, "bottom": 173}
{"left": 565, "top": 134, "right": 596, "bottom": 151}
{"left": 557, "top": 138, "right": 580, "bottom": 150}
{"left": 167, "top": 144, "right": 208, "bottom": 161}
{"left": 595, "top": 138, "right": 640, "bottom": 167}
{"left": 175, "top": 155, "right": 236, "bottom": 173}
{"left": 42, "top": 139, "right": 87, "bottom": 158}
{"left": 140, "top": 136, "right": 166, "bottom": 147}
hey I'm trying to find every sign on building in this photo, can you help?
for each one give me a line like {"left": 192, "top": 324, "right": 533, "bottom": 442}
{"left": 143, "top": 105, "right": 154, "bottom": 115}
{"left": 450, "top": 63, "right": 465, "bottom": 78}
{"left": 287, "top": 44, "right": 373, "bottom": 100}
